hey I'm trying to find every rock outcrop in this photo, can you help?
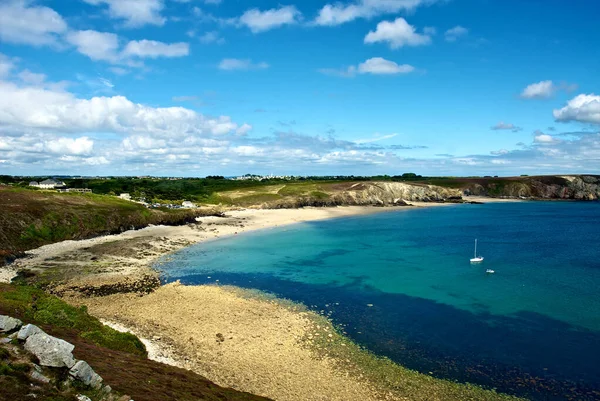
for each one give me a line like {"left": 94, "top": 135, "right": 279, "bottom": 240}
{"left": 263, "top": 181, "right": 463, "bottom": 208}
{"left": 0, "top": 315, "right": 22, "bottom": 332}
{"left": 25, "top": 332, "right": 77, "bottom": 368}
{"left": 18, "top": 323, "right": 44, "bottom": 340}
{"left": 70, "top": 360, "right": 104, "bottom": 389}
{"left": 1, "top": 317, "right": 127, "bottom": 400}
{"left": 463, "top": 175, "right": 600, "bottom": 200}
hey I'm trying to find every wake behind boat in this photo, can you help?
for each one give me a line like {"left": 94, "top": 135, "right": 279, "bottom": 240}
{"left": 470, "top": 239, "right": 484, "bottom": 263}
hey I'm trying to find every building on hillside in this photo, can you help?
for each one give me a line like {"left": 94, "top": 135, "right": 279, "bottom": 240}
{"left": 56, "top": 188, "right": 92, "bottom": 193}
{"left": 119, "top": 193, "right": 132, "bottom": 201}
{"left": 30, "top": 179, "right": 66, "bottom": 189}
{"left": 182, "top": 201, "right": 196, "bottom": 208}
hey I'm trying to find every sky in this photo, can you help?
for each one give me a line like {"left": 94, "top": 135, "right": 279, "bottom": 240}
{"left": 0, "top": 0, "right": 599, "bottom": 177}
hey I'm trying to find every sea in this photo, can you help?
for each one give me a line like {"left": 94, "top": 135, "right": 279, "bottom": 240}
{"left": 155, "top": 201, "right": 600, "bottom": 401}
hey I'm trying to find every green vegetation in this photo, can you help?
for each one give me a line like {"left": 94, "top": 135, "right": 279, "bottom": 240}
{"left": 0, "top": 284, "right": 146, "bottom": 356}
{"left": 0, "top": 283, "right": 270, "bottom": 401}
{"left": 0, "top": 186, "right": 218, "bottom": 263}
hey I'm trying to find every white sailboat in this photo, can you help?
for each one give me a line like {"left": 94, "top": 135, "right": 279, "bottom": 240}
{"left": 470, "top": 239, "right": 484, "bottom": 263}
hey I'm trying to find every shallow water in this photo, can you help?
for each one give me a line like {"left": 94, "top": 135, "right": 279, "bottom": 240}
{"left": 156, "top": 202, "right": 600, "bottom": 400}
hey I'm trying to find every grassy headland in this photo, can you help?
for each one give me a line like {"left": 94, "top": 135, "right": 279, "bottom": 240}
{"left": 0, "top": 186, "right": 219, "bottom": 263}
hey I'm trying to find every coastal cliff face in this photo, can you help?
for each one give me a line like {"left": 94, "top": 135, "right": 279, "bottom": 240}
{"left": 463, "top": 175, "right": 600, "bottom": 200}
{"left": 265, "top": 182, "right": 463, "bottom": 208}
{"left": 328, "top": 182, "right": 463, "bottom": 205}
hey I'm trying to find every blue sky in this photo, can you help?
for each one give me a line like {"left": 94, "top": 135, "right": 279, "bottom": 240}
{"left": 0, "top": 0, "right": 599, "bottom": 177}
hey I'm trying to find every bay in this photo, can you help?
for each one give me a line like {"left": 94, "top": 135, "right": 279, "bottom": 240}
{"left": 156, "top": 202, "right": 600, "bottom": 400}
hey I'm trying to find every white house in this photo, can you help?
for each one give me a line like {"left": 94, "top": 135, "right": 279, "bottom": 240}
{"left": 30, "top": 179, "right": 66, "bottom": 189}
{"left": 119, "top": 193, "right": 132, "bottom": 201}
{"left": 182, "top": 201, "right": 196, "bottom": 208}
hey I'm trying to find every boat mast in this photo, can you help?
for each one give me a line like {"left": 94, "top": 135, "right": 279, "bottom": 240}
{"left": 474, "top": 239, "right": 477, "bottom": 258}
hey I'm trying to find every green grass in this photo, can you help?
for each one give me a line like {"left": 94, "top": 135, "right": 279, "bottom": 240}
{"left": 0, "top": 187, "right": 218, "bottom": 262}
{"left": 0, "top": 284, "right": 146, "bottom": 357}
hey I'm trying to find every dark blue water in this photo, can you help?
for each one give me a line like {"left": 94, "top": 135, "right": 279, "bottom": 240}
{"left": 155, "top": 202, "right": 600, "bottom": 401}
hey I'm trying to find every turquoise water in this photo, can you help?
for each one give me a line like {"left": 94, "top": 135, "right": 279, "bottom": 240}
{"left": 156, "top": 202, "right": 600, "bottom": 400}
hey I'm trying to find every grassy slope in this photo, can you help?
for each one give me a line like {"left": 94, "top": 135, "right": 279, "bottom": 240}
{"left": 0, "top": 283, "right": 271, "bottom": 401}
{"left": 0, "top": 186, "right": 216, "bottom": 263}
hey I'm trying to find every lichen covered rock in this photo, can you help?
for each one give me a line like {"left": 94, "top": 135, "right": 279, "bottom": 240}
{"left": 24, "top": 332, "right": 76, "bottom": 368}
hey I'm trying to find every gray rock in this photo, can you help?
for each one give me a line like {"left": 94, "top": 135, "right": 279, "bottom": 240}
{"left": 18, "top": 324, "right": 45, "bottom": 341}
{"left": 0, "top": 315, "right": 22, "bottom": 332}
{"left": 0, "top": 337, "right": 11, "bottom": 344}
{"left": 76, "top": 395, "right": 92, "bottom": 401}
{"left": 69, "top": 360, "right": 103, "bottom": 389}
{"left": 24, "top": 333, "right": 76, "bottom": 368}
{"left": 30, "top": 369, "right": 51, "bottom": 384}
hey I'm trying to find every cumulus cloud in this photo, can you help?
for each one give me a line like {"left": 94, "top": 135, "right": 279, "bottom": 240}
{"left": 66, "top": 30, "right": 121, "bottom": 63}
{"left": 319, "top": 57, "right": 415, "bottom": 77}
{"left": 533, "top": 130, "right": 559, "bottom": 144}
{"left": 520, "top": 80, "right": 555, "bottom": 99}
{"left": 314, "top": 0, "right": 437, "bottom": 26}
{"left": 0, "top": 80, "right": 243, "bottom": 137}
{"left": 218, "top": 58, "right": 269, "bottom": 71}
{"left": 444, "top": 26, "right": 468, "bottom": 42}
{"left": 0, "top": 0, "right": 68, "bottom": 46}
{"left": 66, "top": 30, "right": 189, "bottom": 64}
{"left": 46, "top": 137, "right": 94, "bottom": 156}
{"left": 122, "top": 40, "right": 189, "bottom": 58}
{"left": 553, "top": 94, "right": 600, "bottom": 125}
{"left": 364, "top": 18, "right": 432, "bottom": 49}
{"left": 82, "top": 0, "right": 166, "bottom": 28}
{"left": 238, "top": 6, "right": 301, "bottom": 33}
{"left": 491, "top": 122, "right": 522, "bottom": 132}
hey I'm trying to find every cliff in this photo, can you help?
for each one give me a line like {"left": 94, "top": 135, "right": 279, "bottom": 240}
{"left": 255, "top": 181, "right": 463, "bottom": 208}
{"left": 460, "top": 175, "right": 600, "bottom": 200}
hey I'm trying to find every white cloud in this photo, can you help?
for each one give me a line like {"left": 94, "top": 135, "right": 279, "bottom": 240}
{"left": 444, "top": 26, "right": 468, "bottom": 42}
{"left": 199, "top": 31, "right": 225, "bottom": 44}
{"left": 18, "top": 69, "right": 47, "bottom": 85}
{"left": 354, "top": 133, "right": 398, "bottom": 144}
{"left": 364, "top": 18, "right": 431, "bottom": 49}
{"left": 491, "top": 122, "right": 522, "bottom": 132}
{"left": 319, "top": 57, "right": 415, "bottom": 77}
{"left": 314, "top": 0, "right": 437, "bottom": 26}
{"left": 238, "top": 6, "right": 301, "bottom": 33}
{"left": 82, "top": 0, "right": 166, "bottom": 28}
{"left": 0, "top": 0, "right": 67, "bottom": 46}
{"left": 218, "top": 58, "right": 269, "bottom": 71}
{"left": 520, "top": 80, "right": 555, "bottom": 99}
{"left": 66, "top": 30, "right": 121, "bottom": 63}
{"left": 236, "top": 123, "right": 253, "bottom": 136}
{"left": 358, "top": 57, "right": 415, "bottom": 74}
{"left": 46, "top": 137, "right": 94, "bottom": 156}
{"left": 122, "top": 40, "right": 189, "bottom": 58}
{"left": 66, "top": 30, "right": 189, "bottom": 64}
{"left": 0, "top": 79, "right": 242, "bottom": 137}
{"left": 553, "top": 94, "right": 600, "bottom": 125}
{"left": 533, "top": 131, "right": 559, "bottom": 144}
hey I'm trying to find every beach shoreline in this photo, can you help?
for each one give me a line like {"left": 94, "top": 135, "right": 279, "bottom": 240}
{"left": 2, "top": 201, "right": 525, "bottom": 401}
